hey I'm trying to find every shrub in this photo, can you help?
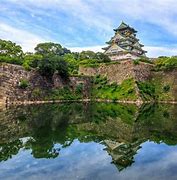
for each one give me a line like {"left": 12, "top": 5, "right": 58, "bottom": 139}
{"left": 32, "top": 88, "right": 42, "bottom": 97}
{"left": 137, "top": 81, "right": 156, "bottom": 99}
{"left": 19, "top": 79, "right": 29, "bottom": 89}
{"left": 163, "top": 85, "right": 170, "bottom": 93}
{"left": 112, "top": 97, "right": 118, "bottom": 102}
{"left": 22, "top": 54, "right": 43, "bottom": 70}
{"left": 93, "top": 75, "right": 108, "bottom": 85}
{"left": 92, "top": 77, "right": 137, "bottom": 100}
{"left": 22, "top": 61, "right": 31, "bottom": 71}
{"left": 75, "top": 83, "right": 83, "bottom": 94}
{"left": 47, "top": 86, "right": 82, "bottom": 100}
{"left": 128, "top": 88, "right": 134, "bottom": 94}
{"left": 133, "top": 60, "right": 140, "bottom": 65}
{"left": 155, "top": 56, "right": 177, "bottom": 71}
{"left": 63, "top": 53, "right": 79, "bottom": 75}
{"left": 0, "top": 56, "right": 23, "bottom": 65}
{"left": 38, "top": 55, "right": 69, "bottom": 78}
{"left": 139, "top": 57, "right": 153, "bottom": 64}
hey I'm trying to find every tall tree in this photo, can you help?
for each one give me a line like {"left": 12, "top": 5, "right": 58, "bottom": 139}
{"left": 34, "top": 42, "right": 70, "bottom": 56}
{"left": 0, "top": 39, "right": 24, "bottom": 64}
{"left": 38, "top": 55, "right": 68, "bottom": 78}
{"left": 79, "top": 50, "right": 96, "bottom": 60}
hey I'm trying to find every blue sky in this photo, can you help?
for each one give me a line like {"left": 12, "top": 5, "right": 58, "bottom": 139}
{"left": 1, "top": 0, "right": 177, "bottom": 57}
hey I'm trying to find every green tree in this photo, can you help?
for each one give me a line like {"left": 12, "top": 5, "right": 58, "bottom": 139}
{"left": 0, "top": 39, "right": 24, "bottom": 64}
{"left": 55, "top": 56, "right": 69, "bottom": 78}
{"left": 155, "top": 56, "right": 177, "bottom": 70}
{"left": 23, "top": 53, "right": 43, "bottom": 70}
{"left": 64, "top": 53, "right": 79, "bottom": 74}
{"left": 95, "top": 52, "right": 111, "bottom": 63}
{"left": 38, "top": 55, "right": 68, "bottom": 78}
{"left": 78, "top": 50, "right": 110, "bottom": 63}
{"left": 34, "top": 42, "right": 70, "bottom": 56}
{"left": 79, "top": 50, "right": 96, "bottom": 60}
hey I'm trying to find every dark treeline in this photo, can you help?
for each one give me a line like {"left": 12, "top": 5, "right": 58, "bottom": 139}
{"left": 0, "top": 39, "right": 111, "bottom": 78}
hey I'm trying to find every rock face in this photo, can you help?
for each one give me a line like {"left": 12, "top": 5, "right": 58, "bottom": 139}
{"left": 1, "top": 61, "right": 177, "bottom": 104}
{"left": 79, "top": 60, "right": 153, "bottom": 84}
{"left": 0, "top": 63, "right": 91, "bottom": 104}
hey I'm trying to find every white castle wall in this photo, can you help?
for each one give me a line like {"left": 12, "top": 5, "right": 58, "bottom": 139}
{"left": 110, "top": 53, "right": 138, "bottom": 61}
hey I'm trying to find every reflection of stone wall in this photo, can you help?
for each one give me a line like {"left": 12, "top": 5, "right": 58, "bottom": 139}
{"left": 0, "top": 107, "right": 28, "bottom": 144}
{"left": 152, "top": 70, "right": 177, "bottom": 101}
{"left": 0, "top": 63, "right": 91, "bottom": 104}
{"left": 79, "top": 60, "right": 153, "bottom": 84}
{"left": 76, "top": 117, "right": 135, "bottom": 142}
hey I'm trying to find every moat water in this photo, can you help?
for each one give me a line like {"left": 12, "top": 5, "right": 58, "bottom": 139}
{"left": 0, "top": 103, "right": 177, "bottom": 180}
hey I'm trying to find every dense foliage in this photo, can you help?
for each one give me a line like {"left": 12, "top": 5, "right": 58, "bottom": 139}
{"left": 46, "top": 85, "right": 83, "bottom": 100}
{"left": 154, "top": 56, "right": 177, "bottom": 71}
{"left": 35, "top": 42, "right": 71, "bottom": 56}
{"left": 0, "top": 39, "right": 24, "bottom": 64}
{"left": 78, "top": 51, "right": 111, "bottom": 68}
{"left": 91, "top": 75, "right": 137, "bottom": 100}
{"left": 23, "top": 53, "right": 43, "bottom": 70}
{"left": 0, "top": 39, "right": 111, "bottom": 77}
{"left": 38, "top": 55, "right": 69, "bottom": 78}
{"left": 137, "top": 81, "right": 156, "bottom": 100}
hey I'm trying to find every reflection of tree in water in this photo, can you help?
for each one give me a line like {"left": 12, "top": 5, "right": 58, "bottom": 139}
{"left": 0, "top": 140, "right": 23, "bottom": 161}
{"left": 0, "top": 103, "right": 177, "bottom": 171}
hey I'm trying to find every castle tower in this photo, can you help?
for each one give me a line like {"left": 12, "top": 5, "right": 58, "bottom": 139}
{"left": 103, "top": 22, "right": 147, "bottom": 61}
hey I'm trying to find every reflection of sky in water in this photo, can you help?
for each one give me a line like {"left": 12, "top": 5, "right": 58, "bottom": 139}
{"left": 1, "top": 140, "right": 177, "bottom": 180}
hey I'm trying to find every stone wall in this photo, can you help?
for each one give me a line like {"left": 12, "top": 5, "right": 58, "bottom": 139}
{"left": 53, "top": 74, "right": 92, "bottom": 97}
{"left": 133, "top": 62, "right": 154, "bottom": 81}
{"left": 152, "top": 69, "right": 177, "bottom": 101}
{"left": 0, "top": 63, "right": 52, "bottom": 104}
{"left": 69, "top": 76, "right": 92, "bottom": 97}
{"left": 79, "top": 60, "right": 153, "bottom": 84}
{"left": 0, "top": 63, "right": 91, "bottom": 104}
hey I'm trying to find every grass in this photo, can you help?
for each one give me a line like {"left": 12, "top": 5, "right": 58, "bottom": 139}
{"left": 137, "top": 81, "right": 156, "bottom": 100}
{"left": 137, "top": 76, "right": 173, "bottom": 101}
{"left": 91, "top": 75, "right": 138, "bottom": 100}
{"left": 45, "top": 86, "right": 83, "bottom": 100}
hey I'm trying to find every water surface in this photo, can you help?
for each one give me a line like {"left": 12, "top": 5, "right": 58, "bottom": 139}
{"left": 0, "top": 103, "right": 177, "bottom": 180}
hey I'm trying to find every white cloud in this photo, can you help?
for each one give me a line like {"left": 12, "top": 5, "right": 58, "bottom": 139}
{"left": 2, "top": 0, "right": 177, "bottom": 57}
{"left": 5, "top": 0, "right": 113, "bottom": 32}
{"left": 6, "top": 0, "right": 177, "bottom": 36}
{"left": 0, "top": 23, "right": 49, "bottom": 52}
{"left": 69, "top": 45, "right": 104, "bottom": 53}
{"left": 146, "top": 46, "right": 177, "bottom": 57}
{"left": 1, "top": 21, "right": 176, "bottom": 57}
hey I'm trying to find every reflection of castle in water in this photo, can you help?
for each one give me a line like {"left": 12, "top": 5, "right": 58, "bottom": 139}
{"left": 1, "top": 103, "right": 177, "bottom": 170}
{"left": 104, "top": 139, "right": 142, "bottom": 171}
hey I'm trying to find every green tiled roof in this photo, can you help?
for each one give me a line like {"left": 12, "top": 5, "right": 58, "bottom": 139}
{"left": 118, "top": 22, "right": 129, "bottom": 29}
{"left": 114, "top": 22, "right": 137, "bottom": 33}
